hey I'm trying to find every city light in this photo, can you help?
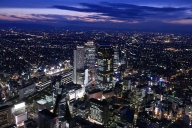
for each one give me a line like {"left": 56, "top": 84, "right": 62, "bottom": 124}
{"left": 0, "top": 9, "right": 191, "bottom": 127}
{"left": 14, "top": 102, "right": 25, "bottom": 110}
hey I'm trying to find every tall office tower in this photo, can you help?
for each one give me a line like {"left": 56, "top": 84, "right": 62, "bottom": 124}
{"left": 0, "top": 105, "right": 12, "bottom": 127}
{"left": 38, "top": 109, "right": 58, "bottom": 128}
{"left": 84, "top": 41, "right": 96, "bottom": 82}
{"left": 76, "top": 46, "right": 85, "bottom": 70}
{"left": 73, "top": 46, "right": 85, "bottom": 84}
{"left": 89, "top": 98, "right": 109, "bottom": 125}
{"left": 113, "top": 46, "right": 120, "bottom": 71}
{"left": 53, "top": 76, "right": 62, "bottom": 105}
{"left": 53, "top": 93, "right": 62, "bottom": 121}
{"left": 97, "top": 45, "right": 114, "bottom": 90}
{"left": 84, "top": 41, "right": 96, "bottom": 68}
{"left": 52, "top": 76, "right": 68, "bottom": 122}
{"left": 61, "top": 100, "right": 72, "bottom": 128}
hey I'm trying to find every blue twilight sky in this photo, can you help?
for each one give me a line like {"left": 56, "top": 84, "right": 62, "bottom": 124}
{"left": 1, "top": 0, "right": 192, "bottom": 33}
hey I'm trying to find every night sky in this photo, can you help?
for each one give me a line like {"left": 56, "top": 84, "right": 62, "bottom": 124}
{"left": 1, "top": 0, "right": 192, "bottom": 33}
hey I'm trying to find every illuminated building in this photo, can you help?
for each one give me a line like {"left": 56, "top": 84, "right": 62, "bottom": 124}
{"left": 34, "top": 95, "right": 53, "bottom": 111}
{"left": 76, "top": 46, "right": 85, "bottom": 70}
{"left": 97, "top": 45, "right": 114, "bottom": 90}
{"left": 61, "top": 100, "right": 72, "bottom": 128}
{"left": 73, "top": 46, "right": 85, "bottom": 84}
{"left": 76, "top": 68, "right": 89, "bottom": 86}
{"left": 113, "top": 46, "right": 120, "bottom": 71}
{"left": 73, "top": 45, "right": 90, "bottom": 86}
{"left": 19, "top": 83, "right": 36, "bottom": 100}
{"left": 38, "top": 109, "right": 58, "bottom": 128}
{"left": 185, "top": 105, "right": 192, "bottom": 120}
{"left": 76, "top": 69, "right": 85, "bottom": 85}
{"left": 52, "top": 77, "right": 67, "bottom": 122}
{"left": 120, "top": 49, "right": 127, "bottom": 69}
{"left": 12, "top": 102, "right": 27, "bottom": 126}
{"left": 122, "top": 78, "right": 131, "bottom": 91}
{"left": 71, "top": 100, "right": 89, "bottom": 119}
{"left": 84, "top": 41, "right": 96, "bottom": 68}
{"left": 89, "top": 98, "right": 109, "bottom": 125}
{"left": 63, "top": 60, "right": 71, "bottom": 69}
{"left": 65, "top": 82, "right": 85, "bottom": 101}
{"left": 61, "top": 69, "right": 73, "bottom": 85}
{"left": 76, "top": 103, "right": 89, "bottom": 119}
{"left": 53, "top": 76, "right": 62, "bottom": 106}
{"left": 84, "top": 41, "right": 96, "bottom": 81}
{"left": 52, "top": 76, "right": 67, "bottom": 122}
{"left": 53, "top": 81, "right": 84, "bottom": 122}
{"left": 0, "top": 105, "right": 12, "bottom": 128}
{"left": 84, "top": 69, "right": 89, "bottom": 86}
{"left": 53, "top": 93, "right": 65, "bottom": 122}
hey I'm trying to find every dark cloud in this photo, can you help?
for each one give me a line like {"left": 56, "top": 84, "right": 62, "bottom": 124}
{"left": 53, "top": 2, "right": 191, "bottom": 22}
{"left": 184, "top": 17, "right": 192, "bottom": 19}
{"left": 100, "top": 2, "right": 188, "bottom": 12}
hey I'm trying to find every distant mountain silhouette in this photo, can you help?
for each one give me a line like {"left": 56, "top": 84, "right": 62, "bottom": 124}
{"left": 0, "top": 21, "right": 129, "bottom": 31}
{"left": 0, "top": 21, "right": 54, "bottom": 30}
{"left": 0, "top": 21, "right": 191, "bottom": 34}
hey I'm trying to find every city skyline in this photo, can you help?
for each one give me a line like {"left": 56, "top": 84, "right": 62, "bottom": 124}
{"left": 0, "top": 28, "right": 192, "bottom": 127}
{"left": 1, "top": 0, "right": 192, "bottom": 33}
{"left": 1, "top": 1, "right": 192, "bottom": 127}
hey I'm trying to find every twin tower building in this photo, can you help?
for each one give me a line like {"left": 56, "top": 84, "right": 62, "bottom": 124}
{"left": 73, "top": 41, "right": 116, "bottom": 91}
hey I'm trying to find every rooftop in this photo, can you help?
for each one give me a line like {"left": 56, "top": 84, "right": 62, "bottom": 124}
{"left": 14, "top": 108, "right": 26, "bottom": 116}
{"left": 38, "top": 109, "right": 58, "bottom": 119}
{"left": 89, "top": 98, "right": 108, "bottom": 106}
{"left": 37, "top": 99, "right": 47, "bottom": 105}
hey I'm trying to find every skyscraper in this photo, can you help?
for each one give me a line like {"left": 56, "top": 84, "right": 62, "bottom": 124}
{"left": 89, "top": 98, "right": 109, "bottom": 125}
{"left": 97, "top": 45, "right": 114, "bottom": 90}
{"left": 61, "top": 100, "right": 72, "bottom": 128}
{"left": 113, "top": 46, "right": 120, "bottom": 71}
{"left": 53, "top": 76, "right": 62, "bottom": 106}
{"left": 84, "top": 41, "right": 96, "bottom": 82}
{"left": 84, "top": 41, "right": 96, "bottom": 68}
{"left": 38, "top": 109, "right": 58, "bottom": 128}
{"left": 52, "top": 76, "right": 66, "bottom": 122}
{"left": 73, "top": 46, "right": 85, "bottom": 84}
{"left": 75, "top": 46, "right": 85, "bottom": 70}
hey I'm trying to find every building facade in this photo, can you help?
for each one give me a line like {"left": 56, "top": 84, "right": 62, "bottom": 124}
{"left": 73, "top": 46, "right": 85, "bottom": 84}
{"left": 97, "top": 45, "right": 114, "bottom": 90}
{"left": 89, "top": 98, "right": 109, "bottom": 125}
{"left": 52, "top": 77, "right": 67, "bottom": 122}
{"left": 84, "top": 41, "right": 96, "bottom": 68}
{"left": 38, "top": 109, "right": 58, "bottom": 128}
{"left": 12, "top": 102, "right": 27, "bottom": 125}
{"left": 84, "top": 41, "right": 96, "bottom": 83}
{"left": 61, "top": 69, "right": 73, "bottom": 85}
{"left": 19, "top": 83, "right": 36, "bottom": 99}
{"left": 0, "top": 105, "right": 12, "bottom": 127}
{"left": 113, "top": 46, "right": 120, "bottom": 71}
